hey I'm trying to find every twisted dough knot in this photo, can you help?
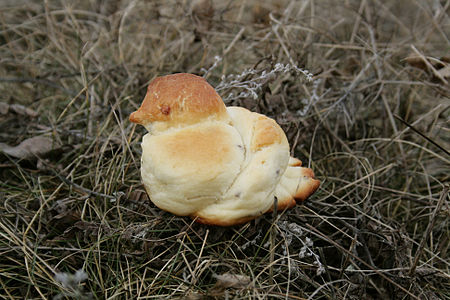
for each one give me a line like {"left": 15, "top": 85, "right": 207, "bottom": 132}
{"left": 130, "top": 73, "right": 320, "bottom": 226}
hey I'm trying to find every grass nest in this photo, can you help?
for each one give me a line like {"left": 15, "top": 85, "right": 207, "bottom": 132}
{"left": 0, "top": 0, "right": 448, "bottom": 299}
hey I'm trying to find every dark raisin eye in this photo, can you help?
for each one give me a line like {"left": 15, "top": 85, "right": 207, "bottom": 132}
{"left": 161, "top": 105, "right": 171, "bottom": 115}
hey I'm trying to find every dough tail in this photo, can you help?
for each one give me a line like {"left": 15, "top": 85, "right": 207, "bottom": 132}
{"left": 273, "top": 157, "right": 320, "bottom": 210}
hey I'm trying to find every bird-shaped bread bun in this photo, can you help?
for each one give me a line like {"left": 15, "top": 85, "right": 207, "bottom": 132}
{"left": 130, "top": 73, "right": 320, "bottom": 226}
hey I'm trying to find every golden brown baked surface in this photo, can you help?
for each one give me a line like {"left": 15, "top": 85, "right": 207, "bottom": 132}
{"left": 130, "top": 73, "right": 320, "bottom": 226}
{"left": 129, "top": 73, "right": 228, "bottom": 129}
{"left": 251, "top": 116, "right": 284, "bottom": 152}
{"left": 191, "top": 106, "right": 290, "bottom": 225}
{"left": 140, "top": 122, "right": 244, "bottom": 216}
{"left": 272, "top": 157, "right": 321, "bottom": 212}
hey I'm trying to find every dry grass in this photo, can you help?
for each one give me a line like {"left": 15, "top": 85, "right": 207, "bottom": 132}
{"left": 0, "top": 0, "right": 449, "bottom": 299}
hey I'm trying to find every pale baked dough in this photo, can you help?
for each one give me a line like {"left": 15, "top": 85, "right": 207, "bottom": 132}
{"left": 130, "top": 73, "right": 320, "bottom": 225}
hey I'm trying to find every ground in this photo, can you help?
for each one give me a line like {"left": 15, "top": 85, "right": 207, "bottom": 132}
{"left": 0, "top": 0, "right": 449, "bottom": 299}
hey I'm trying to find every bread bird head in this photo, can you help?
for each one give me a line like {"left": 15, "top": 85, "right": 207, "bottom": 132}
{"left": 130, "top": 73, "right": 229, "bottom": 133}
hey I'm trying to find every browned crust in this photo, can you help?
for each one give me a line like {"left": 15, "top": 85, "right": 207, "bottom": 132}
{"left": 130, "top": 73, "right": 227, "bottom": 126}
{"left": 292, "top": 177, "right": 321, "bottom": 202}
{"left": 272, "top": 177, "right": 320, "bottom": 212}
{"left": 251, "top": 116, "right": 284, "bottom": 151}
{"left": 289, "top": 157, "right": 302, "bottom": 167}
{"left": 269, "top": 159, "right": 320, "bottom": 212}
{"left": 154, "top": 124, "right": 237, "bottom": 171}
{"left": 192, "top": 214, "right": 258, "bottom": 226}
{"left": 274, "top": 197, "right": 297, "bottom": 211}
